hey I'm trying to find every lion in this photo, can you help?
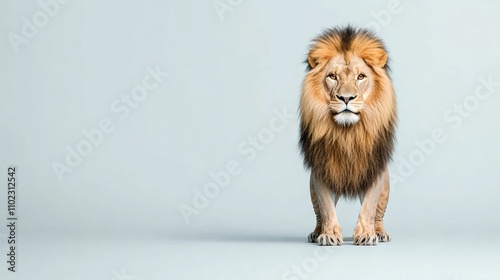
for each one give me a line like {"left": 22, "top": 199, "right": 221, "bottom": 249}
{"left": 299, "top": 26, "right": 397, "bottom": 246}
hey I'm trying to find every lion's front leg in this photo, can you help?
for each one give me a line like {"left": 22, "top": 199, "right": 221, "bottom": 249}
{"left": 353, "top": 169, "right": 387, "bottom": 246}
{"left": 375, "top": 171, "right": 391, "bottom": 242}
{"left": 307, "top": 176, "right": 322, "bottom": 243}
{"left": 308, "top": 174, "right": 342, "bottom": 246}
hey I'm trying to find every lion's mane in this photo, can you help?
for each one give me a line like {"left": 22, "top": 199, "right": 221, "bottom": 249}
{"left": 299, "top": 26, "right": 397, "bottom": 197}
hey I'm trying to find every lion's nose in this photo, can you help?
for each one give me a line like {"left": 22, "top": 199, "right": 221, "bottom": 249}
{"left": 336, "top": 94, "right": 357, "bottom": 104}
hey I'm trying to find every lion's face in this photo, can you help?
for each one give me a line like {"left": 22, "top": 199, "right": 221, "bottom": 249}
{"left": 323, "top": 56, "right": 373, "bottom": 126}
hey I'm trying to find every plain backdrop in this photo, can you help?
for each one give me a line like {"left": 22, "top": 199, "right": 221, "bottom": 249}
{"left": 1, "top": 0, "right": 499, "bottom": 279}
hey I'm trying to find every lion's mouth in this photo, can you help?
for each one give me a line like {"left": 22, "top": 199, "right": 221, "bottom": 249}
{"left": 333, "top": 109, "right": 360, "bottom": 115}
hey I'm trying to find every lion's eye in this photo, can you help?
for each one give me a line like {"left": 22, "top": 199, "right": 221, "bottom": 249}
{"left": 327, "top": 74, "right": 337, "bottom": 80}
{"left": 357, "top": 74, "right": 366, "bottom": 80}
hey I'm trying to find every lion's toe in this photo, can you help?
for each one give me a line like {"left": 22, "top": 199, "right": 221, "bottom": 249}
{"left": 308, "top": 232, "right": 319, "bottom": 243}
{"left": 376, "top": 231, "right": 391, "bottom": 242}
{"left": 353, "top": 233, "right": 378, "bottom": 246}
{"left": 317, "top": 233, "right": 342, "bottom": 246}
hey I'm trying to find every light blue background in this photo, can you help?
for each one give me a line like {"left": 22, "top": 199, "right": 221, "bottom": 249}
{"left": 1, "top": 0, "right": 499, "bottom": 279}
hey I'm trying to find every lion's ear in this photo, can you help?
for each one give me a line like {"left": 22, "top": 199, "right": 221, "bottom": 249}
{"left": 307, "top": 49, "right": 318, "bottom": 69}
{"left": 363, "top": 48, "right": 387, "bottom": 68}
{"left": 307, "top": 49, "right": 334, "bottom": 69}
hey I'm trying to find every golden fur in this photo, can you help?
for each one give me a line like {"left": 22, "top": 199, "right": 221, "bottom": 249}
{"left": 299, "top": 26, "right": 397, "bottom": 245}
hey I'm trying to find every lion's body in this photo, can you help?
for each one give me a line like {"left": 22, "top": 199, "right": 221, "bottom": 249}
{"left": 299, "top": 26, "right": 397, "bottom": 246}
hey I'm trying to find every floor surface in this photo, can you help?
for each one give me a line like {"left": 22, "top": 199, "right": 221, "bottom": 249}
{"left": 2, "top": 228, "right": 499, "bottom": 280}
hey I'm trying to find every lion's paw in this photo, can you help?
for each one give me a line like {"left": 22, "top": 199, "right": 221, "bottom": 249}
{"left": 317, "top": 233, "right": 343, "bottom": 246}
{"left": 353, "top": 232, "right": 378, "bottom": 246}
{"left": 376, "top": 231, "right": 391, "bottom": 242}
